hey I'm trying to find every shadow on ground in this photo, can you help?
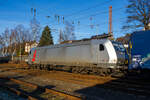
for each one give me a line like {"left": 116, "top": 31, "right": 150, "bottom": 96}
{"left": 0, "top": 76, "right": 56, "bottom": 100}
{"left": 74, "top": 71, "right": 150, "bottom": 100}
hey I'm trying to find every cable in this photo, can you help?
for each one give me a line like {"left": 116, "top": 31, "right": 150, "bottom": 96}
{"left": 46, "top": 0, "right": 113, "bottom": 25}
{"left": 63, "top": 0, "right": 112, "bottom": 18}
{"left": 49, "top": 6, "right": 125, "bottom": 27}
{"left": 73, "top": 7, "right": 125, "bottom": 21}
{"left": 34, "top": 0, "right": 111, "bottom": 24}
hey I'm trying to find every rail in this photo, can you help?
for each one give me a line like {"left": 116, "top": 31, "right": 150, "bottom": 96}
{"left": 0, "top": 76, "right": 82, "bottom": 100}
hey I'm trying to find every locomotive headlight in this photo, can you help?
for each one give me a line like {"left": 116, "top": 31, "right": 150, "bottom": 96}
{"left": 132, "top": 58, "right": 137, "bottom": 61}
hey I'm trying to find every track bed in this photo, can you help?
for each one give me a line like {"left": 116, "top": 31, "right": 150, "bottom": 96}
{"left": 0, "top": 63, "right": 150, "bottom": 100}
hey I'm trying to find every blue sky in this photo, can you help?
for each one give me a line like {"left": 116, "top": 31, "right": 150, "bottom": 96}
{"left": 0, "top": 0, "right": 128, "bottom": 43}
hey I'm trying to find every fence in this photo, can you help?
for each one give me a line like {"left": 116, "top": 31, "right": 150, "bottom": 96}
{"left": 12, "top": 55, "right": 28, "bottom": 63}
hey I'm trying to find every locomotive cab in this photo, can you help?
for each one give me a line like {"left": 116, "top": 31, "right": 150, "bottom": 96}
{"left": 111, "top": 41, "right": 126, "bottom": 66}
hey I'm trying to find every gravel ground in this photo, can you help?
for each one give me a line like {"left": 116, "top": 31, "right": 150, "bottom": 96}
{"left": 22, "top": 76, "right": 150, "bottom": 100}
{"left": 0, "top": 64, "right": 150, "bottom": 100}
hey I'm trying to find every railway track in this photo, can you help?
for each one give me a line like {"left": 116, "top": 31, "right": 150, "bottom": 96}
{"left": 1, "top": 64, "right": 150, "bottom": 99}
{"left": 0, "top": 63, "right": 120, "bottom": 81}
{"left": 0, "top": 78, "right": 37, "bottom": 100}
{"left": 31, "top": 69, "right": 150, "bottom": 97}
{"left": 0, "top": 76, "right": 83, "bottom": 100}
{"left": 40, "top": 71, "right": 150, "bottom": 97}
{"left": 0, "top": 64, "right": 115, "bottom": 83}
{"left": 0, "top": 84, "right": 38, "bottom": 100}
{"left": 96, "top": 80, "right": 150, "bottom": 96}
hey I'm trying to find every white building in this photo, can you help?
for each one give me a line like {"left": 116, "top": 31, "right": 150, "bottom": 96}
{"left": 25, "top": 42, "right": 38, "bottom": 53}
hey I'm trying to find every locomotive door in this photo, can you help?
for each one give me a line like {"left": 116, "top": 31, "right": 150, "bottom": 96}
{"left": 91, "top": 40, "right": 107, "bottom": 65}
{"left": 92, "top": 43, "right": 100, "bottom": 64}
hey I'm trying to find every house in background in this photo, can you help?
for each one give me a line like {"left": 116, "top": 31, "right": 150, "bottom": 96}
{"left": 25, "top": 41, "right": 38, "bottom": 53}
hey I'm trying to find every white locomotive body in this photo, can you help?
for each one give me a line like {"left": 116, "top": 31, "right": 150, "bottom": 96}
{"left": 28, "top": 38, "right": 126, "bottom": 75}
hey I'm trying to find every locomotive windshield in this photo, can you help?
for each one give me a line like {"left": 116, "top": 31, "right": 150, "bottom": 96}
{"left": 112, "top": 41, "right": 125, "bottom": 52}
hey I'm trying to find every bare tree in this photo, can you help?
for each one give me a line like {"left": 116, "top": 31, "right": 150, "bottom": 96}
{"left": 64, "top": 21, "right": 76, "bottom": 41}
{"left": 59, "top": 29, "right": 68, "bottom": 43}
{"left": 123, "top": 0, "right": 150, "bottom": 30}
{"left": 15, "top": 25, "right": 28, "bottom": 57}
{"left": 0, "top": 24, "right": 33, "bottom": 60}
{"left": 1, "top": 28, "right": 10, "bottom": 56}
{"left": 0, "top": 34, "right": 5, "bottom": 56}
{"left": 9, "top": 28, "right": 19, "bottom": 60}
{"left": 0, "top": 35, "right": 3, "bottom": 48}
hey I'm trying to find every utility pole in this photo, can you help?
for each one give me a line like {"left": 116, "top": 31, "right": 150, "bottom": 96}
{"left": 108, "top": 6, "right": 113, "bottom": 40}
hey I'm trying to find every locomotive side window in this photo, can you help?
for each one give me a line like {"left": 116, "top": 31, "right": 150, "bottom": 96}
{"left": 29, "top": 50, "right": 32, "bottom": 55}
{"left": 99, "top": 44, "right": 104, "bottom": 51}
